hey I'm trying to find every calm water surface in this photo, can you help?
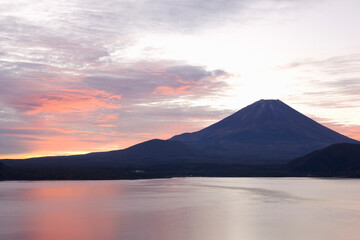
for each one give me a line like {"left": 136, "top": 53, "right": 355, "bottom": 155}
{"left": 1, "top": 178, "right": 359, "bottom": 240}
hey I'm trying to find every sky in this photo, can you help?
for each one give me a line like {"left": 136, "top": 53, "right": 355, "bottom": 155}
{"left": 0, "top": 0, "right": 359, "bottom": 159}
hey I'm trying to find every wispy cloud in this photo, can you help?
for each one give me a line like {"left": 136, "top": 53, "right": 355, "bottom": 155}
{"left": 5, "top": 89, "right": 121, "bottom": 114}
{"left": 84, "top": 61, "right": 229, "bottom": 102}
{"left": 311, "top": 116, "right": 360, "bottom": 141}
{"left": 282, "top": 53, "right": 360, "bottom": 108}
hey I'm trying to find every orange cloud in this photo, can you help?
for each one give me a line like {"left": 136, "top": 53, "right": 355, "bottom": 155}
{"left": 322, "top": 123, "right": 360, "bottom": 141}
{"left": 153, "top": 85, "right": 192, "bottom": 95}
{"left": 96, "top": 124, "right": 117, "bottom": 128}
{"left": 16, "top": 89, "right": 121, "bottom": 114}
{"left": 313, "top": 116, "right": 360, "bottom": 141}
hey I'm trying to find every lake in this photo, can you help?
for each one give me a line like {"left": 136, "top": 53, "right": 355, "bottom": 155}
{"left": 1, "top": 178, "right": 359, "bottom": 240}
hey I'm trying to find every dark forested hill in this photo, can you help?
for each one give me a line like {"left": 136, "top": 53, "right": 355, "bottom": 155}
{"left": 288, "top": 143, "right": 360, "bottom": 177}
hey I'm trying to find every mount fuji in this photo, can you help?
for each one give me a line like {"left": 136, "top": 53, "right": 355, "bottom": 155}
{"left": 171, "top": 99, "right": 358, "bottom": 163}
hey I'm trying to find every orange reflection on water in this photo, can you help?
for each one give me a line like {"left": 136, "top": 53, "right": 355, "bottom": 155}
{"left": 24, "top": 183, "right": 120, "bottom": 240}
{"left": 27, "top": 184, "right": 116, "bottom": 198}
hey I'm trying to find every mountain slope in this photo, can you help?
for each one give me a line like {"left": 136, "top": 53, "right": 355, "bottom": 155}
{"left": 288, "top": 143, "right": 360, "bottom": 177}
{"left": 87, "top": 139, "right": 200, "bottom": 164}
{"left": 3, "top": 139, "right": 200, "bottom": 169}
{"left": 171, "top": 99, "right": 358, "bottom": 163}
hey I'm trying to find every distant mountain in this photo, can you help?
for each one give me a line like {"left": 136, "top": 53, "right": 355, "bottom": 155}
{"left": 288, "top": 143, "right": 360, "bottom": 177}
{"left": 3, "top": 139, "right": 200, "bottom": 169}
{"left": 171, "top": 99, "right": 358, "bottom": 163}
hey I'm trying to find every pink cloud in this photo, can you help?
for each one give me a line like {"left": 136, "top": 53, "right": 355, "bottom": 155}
{"left": 312, "top": 116, "right": 360, "bottom": 141}
{"left": 96, "top": 124, "right": 117, "bottom": 128}
{"left": 14, "top": 89, "right": 122, "bottom": 114}
{"left": 96, "top": 114, "right": 119, "bottom": 123}
{"left": 153, "top": 85, "right": 192, "bottom": 95}
{"left": 323, "top": 123, "right": 360, "bottom": 141}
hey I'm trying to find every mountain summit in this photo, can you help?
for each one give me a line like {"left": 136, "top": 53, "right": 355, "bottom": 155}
{"left": 171, "top": 99, "right": 358, "bottom": 163}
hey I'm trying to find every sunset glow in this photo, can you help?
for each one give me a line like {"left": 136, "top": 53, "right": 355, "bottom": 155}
{"left": 0, "top": 0, "right": 359, "bottom": 158}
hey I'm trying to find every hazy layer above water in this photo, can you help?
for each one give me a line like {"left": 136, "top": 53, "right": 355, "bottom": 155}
{"left": 1, "top": 178, "right": 359, "bottom": 240}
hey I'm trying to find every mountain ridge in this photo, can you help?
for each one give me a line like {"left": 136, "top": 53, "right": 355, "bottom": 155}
{"left": 1, "top": 99, "right": 358, "bottom": 171}
{"left": 2, "top": 139, "right": 200, "bottom": 169}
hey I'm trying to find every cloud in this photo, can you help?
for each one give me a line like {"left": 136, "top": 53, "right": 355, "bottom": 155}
{"left": 321, "top": 78, "right": 360, "bottom": 97}
{"left": 10, "top": 89, "right": 121, "bottom": 114}
{"left": 96, "top": 114, "right": 120, "bottom": 124}
{"left": 0, "top": 56, "right": 229, "bottom": 158}
{"left": 311, "top": 116, "right": 360, "bottom": 141}
{"left": 0, "top": 0, "right": 308, "bottom": 70}
{"left": 0, "top": 135, "right": 34, "bottom": 155}
{"left": 282, "top": 53, "right": 360, "bottom": 75}
{"left": 153, "top": 85, "right": 192, "bottom": 95}
{"left": 282, "top": 53, "right": 360, "bottom": 109}
{"left": 84, "top": 61, "right": 229, "bottom": 102}
{"left": 0, "top": 65, "right": 122, "bottom": 115}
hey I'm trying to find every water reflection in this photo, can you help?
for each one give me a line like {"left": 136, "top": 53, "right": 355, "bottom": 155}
{"left": 27, "top": 183, "right": 117, "bottom": 198}
{"left": 0, "top": 178, "right": 360, "bottom": 240}
{"left": 24, "top": 183, "right": 119, "bottom": 240}
{"left": 27, "top": 208, "right": 117, "bottom": 240}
